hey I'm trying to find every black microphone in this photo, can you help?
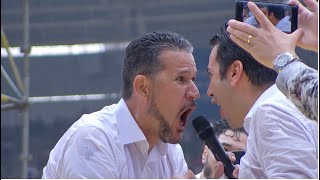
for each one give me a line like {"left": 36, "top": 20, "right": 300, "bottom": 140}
{"left": 192, "top": 116, "right": 236, "bottom": 179}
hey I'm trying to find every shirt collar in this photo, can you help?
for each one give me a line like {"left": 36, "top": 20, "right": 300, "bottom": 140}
{"left": 156, "top": 141, "right": 169, "bottom": 156}
{"left": 116, "top": 98, "right": 146, "bottom": 145}
{"left": 115, "top": 98, "right": 169, "bottom": 156}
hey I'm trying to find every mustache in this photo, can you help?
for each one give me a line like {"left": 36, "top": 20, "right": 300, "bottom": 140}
{"left": 179, "top": 100, "right": 197, "bottom": 114}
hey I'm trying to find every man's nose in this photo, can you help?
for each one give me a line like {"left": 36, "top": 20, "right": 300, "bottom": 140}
{"left": 187, "top": 82, "right": 200, "bottom": 100}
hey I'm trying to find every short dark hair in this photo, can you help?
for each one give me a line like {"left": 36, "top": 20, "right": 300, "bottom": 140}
{"left": 210, "top": 27, "right": 277, "bottom": 86}
{"left": 121, "top": 31, "right": 193, "bottom": 100}
{"left": 212, "top": 119, "right": 247, "bottom": 142}
{"left": 267, "top": 5, "right": 286, "bottom": 20}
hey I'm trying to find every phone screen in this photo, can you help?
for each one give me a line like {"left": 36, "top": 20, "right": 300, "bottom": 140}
{"left": 235, "top": 0, "right": 298, "bottom": 33}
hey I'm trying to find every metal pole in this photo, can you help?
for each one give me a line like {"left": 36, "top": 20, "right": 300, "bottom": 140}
{"left": 1, "top": 28, "right": 25, "bottom": 93}
{"left": 1, "top": 103, "right": 20, "bottom": 111}
{"left": 1, "top": 65, "right": 23, "bottom": 98}
{"left": 28, "top": 93, "right": 121, "bottom": 104}
{"left": 20, "top": 0, "right": 31, "bottom": 178}
{"left": 1, "top": 94, "right": 23, "bottom": 104}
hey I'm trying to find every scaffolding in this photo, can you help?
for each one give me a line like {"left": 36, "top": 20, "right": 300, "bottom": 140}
{"left": 1, "top": 0, "right": 121, "bottom": 178}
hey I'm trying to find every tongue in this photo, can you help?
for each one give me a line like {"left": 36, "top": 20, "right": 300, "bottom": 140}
{"left": 220, "top": 107, "right": 225, "bottom": 119}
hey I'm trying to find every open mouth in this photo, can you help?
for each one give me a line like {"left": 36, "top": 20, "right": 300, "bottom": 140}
{"left": 179, "top": 105, "right": 196, "bottom": 130}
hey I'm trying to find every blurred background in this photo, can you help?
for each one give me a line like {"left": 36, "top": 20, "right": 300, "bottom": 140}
{"left": 1, "top": 0, "right": 317, "bottom": 178}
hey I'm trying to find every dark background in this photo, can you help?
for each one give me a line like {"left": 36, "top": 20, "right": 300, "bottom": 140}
{"left": 1, "top": 0, "right": 317, "bottom": 178}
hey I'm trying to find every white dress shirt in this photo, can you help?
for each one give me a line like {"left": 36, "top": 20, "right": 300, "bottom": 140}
{"left": 276, "top": 16, "right": 291, "bottom": 33}
{"left": 239, "top": 85, "right": 318, "bottom": 178}
{"left": 42, "top": 99, "right": 188, "bottom": 178}
{"left": 244, "top": 15, "right": 260, "bottom": 28}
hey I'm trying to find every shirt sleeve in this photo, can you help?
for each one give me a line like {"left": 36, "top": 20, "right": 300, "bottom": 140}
{"left": 61, "top": 125, "right": 119, "bottom": 178}
{"left": 276, "top": 61, "right": 318, "bottom": 121}
{"left": 253, "top": 105, "right": 318, "bottom": 178}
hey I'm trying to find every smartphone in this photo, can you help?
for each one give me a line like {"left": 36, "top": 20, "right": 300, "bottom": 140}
{"left": 235, "top": 0, "right": 298, "bottom": 33}
{"left": 232, "top": 150, "right": 246, "bottom": 164}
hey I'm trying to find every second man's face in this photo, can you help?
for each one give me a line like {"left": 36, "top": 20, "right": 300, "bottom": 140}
{"left": 207, "top": 46, "right": 243, "bottom": 129}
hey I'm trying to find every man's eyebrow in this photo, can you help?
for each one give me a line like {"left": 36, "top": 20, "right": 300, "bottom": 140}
{"left": 176, "top": 69, "right": 198, "bottom": 76}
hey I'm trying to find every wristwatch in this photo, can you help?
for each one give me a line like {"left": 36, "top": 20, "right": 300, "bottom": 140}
{"left": 273, "top": 52, "right": 297, "bottom": 72}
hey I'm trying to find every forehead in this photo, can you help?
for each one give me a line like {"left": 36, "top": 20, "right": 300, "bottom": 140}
{"left": 219, "top": 129, "right": 247, "bottom": 144}
{"left": 159, "top": 50, "right": 197, "bottom": 72}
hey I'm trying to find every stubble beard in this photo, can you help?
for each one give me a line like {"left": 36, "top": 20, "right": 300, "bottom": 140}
{"left": 147, "top": 95, "right": 176, "bottom": 144}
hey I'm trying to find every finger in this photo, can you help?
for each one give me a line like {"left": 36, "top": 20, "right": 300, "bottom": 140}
{"left": 226, "top": 152, "right": 236, "bottom": 162}
{"left": 247, "top": 1, "right": 274, "bottom": 30}
{"left": 288, "top": 0, "right": 309, "bottom": 14}
{"left": 227, "top": 26, "right": 256, "bottom": 45}
{"left": 232, "top": 165, "right": 240, "bottom": 178}
{"left": 303, "top": 0, "right": 318, "bottom": 12}
{"left": 213, "top": 161, "right": 225, "bottom": 179}
{"left": 183, "top": 169, "right": 196, "bottom": 179}
{"left": 228, "top": 19, "right": 258, "bottom": 37}
{"left": 290, "top": 28, "right": 304, "bottom": 44}
{"left": 229, "top": 34, "right": 254, "bottom": 52}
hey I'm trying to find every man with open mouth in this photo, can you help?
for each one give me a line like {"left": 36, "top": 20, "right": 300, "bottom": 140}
{"left": 42, "top": 31, "right": 200, "bottom": 179}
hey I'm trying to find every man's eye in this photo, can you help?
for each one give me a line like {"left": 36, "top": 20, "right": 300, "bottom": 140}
{"left": 223, "top": 147, "right": 230, "bottom": 152}
{"left": 177, "top": 77, "right": 185, "bottom": 82}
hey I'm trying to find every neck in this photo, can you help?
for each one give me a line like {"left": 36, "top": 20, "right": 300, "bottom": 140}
{"left": 246, "top": 83, "right": 273, "bottom": 110}
{"left": 237, "top": 81, "right": 273, "bottom": 121}
{"left": 125, "top": 97, "right": 159, "bottom": 153}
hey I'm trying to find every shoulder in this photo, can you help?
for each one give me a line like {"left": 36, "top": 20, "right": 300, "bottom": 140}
{"left": 59, "top": 104, "right": 121, "bottom": 153}
{"left": 249, "top": 87, "right": 315, "bottom": 134}
{"left": 77, "top": 103, "right": 119, "bottom": 135}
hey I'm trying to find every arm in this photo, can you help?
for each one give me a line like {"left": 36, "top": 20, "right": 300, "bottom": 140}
{"left": 276, "top": 61, "right": 318, "bottom": 120}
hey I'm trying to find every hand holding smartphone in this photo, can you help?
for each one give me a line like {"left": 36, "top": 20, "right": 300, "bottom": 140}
{"left": 235, "top": 0, "right": 298, "bottom": 33}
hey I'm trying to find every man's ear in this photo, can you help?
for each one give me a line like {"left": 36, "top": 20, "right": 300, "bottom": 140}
{"left": 228, "top": 60, "right": 244, "bottom": 87}
{"left": 132, "top": 75, "right": 150, "bottom": 99}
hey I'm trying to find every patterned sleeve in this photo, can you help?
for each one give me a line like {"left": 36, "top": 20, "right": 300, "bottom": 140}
{"left": 276, "top": 61, "right": 318, "bottom": 121}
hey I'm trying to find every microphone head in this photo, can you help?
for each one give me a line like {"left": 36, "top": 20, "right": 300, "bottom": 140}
{"left": 192, "top": 115, "right": 212, "bottom": 135}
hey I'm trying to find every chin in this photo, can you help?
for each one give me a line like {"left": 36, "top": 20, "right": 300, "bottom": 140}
{"left": 167, "top": 135, "right": 182, "bottom": 144}
{"left": 169, "top": 139, "right": 181, "bottom": 144}
{"left": 224, "top": 119, "right": 239, "bottom": 129}
{"left": 230, "top": 121, "right": 243, "bottom": 129}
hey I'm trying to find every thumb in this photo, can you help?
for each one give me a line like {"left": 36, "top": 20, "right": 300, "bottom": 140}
{"left": 290, "top": 28, "right": 304, "bottom": 44}
{"left": 213, "top": 161, "right": 225, "bottom": 178}
{"left": 183, "top": 169, "right": 196, "bottom": 179}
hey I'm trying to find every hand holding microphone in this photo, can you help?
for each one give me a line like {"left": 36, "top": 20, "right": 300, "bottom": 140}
{"left": 192, "top": 116, "right": 237, "bottom": 179}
